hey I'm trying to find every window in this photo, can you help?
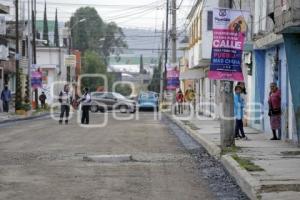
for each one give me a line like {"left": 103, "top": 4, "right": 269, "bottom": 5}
{"left": 207, "top": 11, "right": 213, "bottom": 31}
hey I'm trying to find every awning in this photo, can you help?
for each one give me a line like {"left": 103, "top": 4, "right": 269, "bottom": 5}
{"left": 179, "top": 68, "right": 205, "bottom": 80}
{"left": 0, "top": 4, "right": 9, "bottom": 14}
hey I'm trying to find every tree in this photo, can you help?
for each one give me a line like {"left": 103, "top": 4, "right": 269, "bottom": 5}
{"left": 70, "top": 7, "right": 105, "bottom": 53}
{"left": 148, "top": 56, "right": 162, "bottom": 93}
{"left": 81, "top": 50, "right": 106, "bottom": 91}
{"left": 54, "top": 8, "right": 59, "bottom": 47}
{"left": 99, "top": 22, "right": 127, "bottom": 64}
{"left": 115, "top": 84, "right": 133, "bottom": 97}
{"left": 43, "top": 2, "right": 49, "bottom": 46}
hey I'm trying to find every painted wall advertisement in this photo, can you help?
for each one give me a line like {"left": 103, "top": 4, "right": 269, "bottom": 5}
{"left": 208, "top": 8, "right": 249, "bottom": 81}
{"left": 166, "top": 64, "right": 180, "bottom": 90}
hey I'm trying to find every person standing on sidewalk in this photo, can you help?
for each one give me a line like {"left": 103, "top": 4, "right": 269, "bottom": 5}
{"left": 234, "top": 85, "right": 247, "bottom": 140}
{"left": 184, "top": 85, "right": 195, "bottom": 113}
{"left": 1, "top": 85, "right": 12, "bottom": 113}
{"left": 79, "top": 88, "right": 91, "bottom": 124}
{"left": 59, "top": 84, "right": 72, "bottom": 125}
{"left": 39, "top": 92, "right": 47, "bottom": 109}
{"left": 176, "top": 88, "right": 184, "bottom": 115}
{"left": 268, "top": 82, "right": 281, "bottom": 140}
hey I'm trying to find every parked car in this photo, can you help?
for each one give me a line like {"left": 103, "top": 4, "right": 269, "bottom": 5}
{"left": 90, "top": 92, "right": 136, "bottom": 113}
{"left": 137, "top": 91, "right": 159, "bottom": 111}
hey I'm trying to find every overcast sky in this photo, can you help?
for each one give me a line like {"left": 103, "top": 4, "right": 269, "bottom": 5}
{"left": 0, "top": 0, "right": 196, "bottom": 30}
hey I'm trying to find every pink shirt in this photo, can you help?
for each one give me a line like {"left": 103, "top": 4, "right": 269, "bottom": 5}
{"left": 268, "top": 89, "right": 281, "bottom": 109}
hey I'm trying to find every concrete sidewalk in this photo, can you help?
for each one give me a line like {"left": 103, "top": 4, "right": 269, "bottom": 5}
{"left": 166, "top": 113, "right": 300, "bottom": 200}
{"left": 0, "top": 110, "right": 49, "bottom": 124}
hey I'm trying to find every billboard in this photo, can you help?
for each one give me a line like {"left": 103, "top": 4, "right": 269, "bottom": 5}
{"left": 208, "top": 8, "right": 249, "bottom": 81}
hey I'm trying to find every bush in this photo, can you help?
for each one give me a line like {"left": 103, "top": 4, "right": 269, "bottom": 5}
{"left": 18, "top": 103, "right": 31, "bottom": 111}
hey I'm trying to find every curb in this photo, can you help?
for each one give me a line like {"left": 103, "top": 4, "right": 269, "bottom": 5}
{"left": 167, "top": 114, "right": 221, "bottom": 158}
{"left": 221, "top": 155, "right": 261, "bottom": 200}
{"left": 0, "top": 113, "right": 50, "bottom": 125}
{"left": 165, "top": 113, "right": 260, "bottom": 200}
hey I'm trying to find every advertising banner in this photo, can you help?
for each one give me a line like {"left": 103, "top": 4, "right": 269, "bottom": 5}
{"left": 208, "top": 8, "right": 249, "bottom": 81}
{"left": 31, "top": 71, "right": 42, "bottom": 89}
{"left": 166, "top": 64, "right": 180, "bottom": 90}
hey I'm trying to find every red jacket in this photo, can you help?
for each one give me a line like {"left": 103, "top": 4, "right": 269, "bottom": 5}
{"left": 176, "top": 92, "right": 184, "bottom": 103}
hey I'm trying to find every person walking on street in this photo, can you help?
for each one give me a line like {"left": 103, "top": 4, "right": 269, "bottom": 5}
{"left": 234, "top": 85, "right": 247, "bottom": 140}
{"left": 39, "top": 92, "right": 47, "bottom": 109}
{"left": 79, "top": 88, "right": 91, "bottom": 124}
{"left": 1, "top": 85, "right": 12, "bottom": 113}
{"left": 176, "top": 88, "right": 184, "bottom": 115}
{"left": 268, "top": 82, "right": 281, "bottom": 140}
{"left": 59, "top": 84, "right": 72, "bottom": 124}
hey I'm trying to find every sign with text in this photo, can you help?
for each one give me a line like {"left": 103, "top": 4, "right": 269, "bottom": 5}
{"left": 208, "top": 8, "right": 249, "bottom": 81}
{"left": 64, "top": 55, "right": 76, "bottom": 68}
{"left": 166, "top": 64, "right": 180, "bottom": 90}
{"left": 31, "top": 71, "right": 42, "bottom": 89}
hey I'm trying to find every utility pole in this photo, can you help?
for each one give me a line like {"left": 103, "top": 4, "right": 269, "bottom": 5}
{"left": 171, "top": 0, "right": 176, "bottom": 63}
{"left": 160, "top": 21, "right": 165, "bottom": 102}
{"left": 31, "top": 0, "right": 38, "bottom": 109}
{"left": 219, "top": 0, "right": 235, "bottom": 148}
{"left": 163, "top": 0, "right": 169, "bottom": 97}
{"left": 27, "top": 0, "right": 32, "bottom": 106}
{"left": 15, "top": 0, "right": 22, "bottom": 111}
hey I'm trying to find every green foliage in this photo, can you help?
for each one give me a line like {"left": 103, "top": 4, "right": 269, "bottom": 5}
{"left": 54, "top": 8, "right": 59, "bottom": 47}
{"left": 148, "top": 56, "right": 162, "bottom": 93}
{"left": 81, "top": 50, "right": 106, "bottom": 91}
{"left": 115, "top": 84, "right": 133, "bottom": 97}
{"left": 70, "top": 8, "right": 127, "bottom": 62}
{"left": 15, "top": 69, "right": 23, "bottom": 110}
{"left": 17, "top": 103, "right": 31, "bottom": 111}
{"left": 70, "top": 7, "right": 105, "bottom": 52}
{"left": 100, "top": 22, "right": 127, "bottom": 64}
{"left": 221, "top": 146, "right": 242, "bottom": 155}
{"left": 43, "top": 3, "right": 49, "bottom": 46}
{"left": 24, "top": 75, "right": 30, "bottom": 104}
{"left": 232, "top": 154, "right": 264, "bottom": 172}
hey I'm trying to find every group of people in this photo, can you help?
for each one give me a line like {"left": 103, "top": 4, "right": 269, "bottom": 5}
{"left": 175, "top": 85, "right": 195, "bottom": 114}
{"left": 173, "top": 81, "right": 282, "bottom": 141}
{"left": 58, "top": 84, "right": 91, "bottom": 125}
{"left": 234, "top": 82, "right": 282, "bottom": 140}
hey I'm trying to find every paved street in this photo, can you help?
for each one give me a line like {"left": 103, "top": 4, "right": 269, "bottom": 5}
{"left": 0, "top": 112, "right": 220, "bottom": 200}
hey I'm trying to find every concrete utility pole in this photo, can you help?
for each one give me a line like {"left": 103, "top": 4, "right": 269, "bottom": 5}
{"left": 164, "top": 0, "right": 169, "bottom": 96}
{"left": 171, "top": 0, "right": 176, "bottom": 63}
{"left": 27, "top": 0, "right": 32, "bottom": 107}
{"left": 15, "top": 0, "right": 21, "bottom": 111}
{"left": 31, "top": 0, "right": 38, "bottom": 109}
{"left": 219, "top": 0, "right": 235, "bottom": 148}
{"left": 160, "top": 21, "right": 165, "bottom": 102}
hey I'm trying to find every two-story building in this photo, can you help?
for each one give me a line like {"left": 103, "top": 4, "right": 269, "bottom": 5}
{"left": 274, "top": 0, "right": 300, "bottom": 145}
{"left": 250, "top": 0, "right": 298, "bottom": 144}
{"left": 180, "top": 0, "right": 253, "bottom": 118}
